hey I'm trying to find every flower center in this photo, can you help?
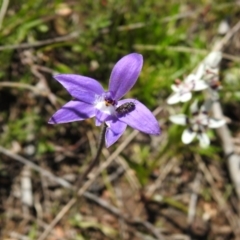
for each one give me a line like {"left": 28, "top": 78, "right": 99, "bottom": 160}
{"left": 179, "top": 82, "right": 195, "bottom": 95}
{"left": 94, "top": 91, "right": 117, "bottom": 115}
{"left": 190, "top": 112, "right": 209, "bottom": 132}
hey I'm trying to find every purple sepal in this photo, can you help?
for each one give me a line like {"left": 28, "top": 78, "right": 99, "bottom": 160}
{"left": 105, "top": 120, "right": 127, "bottom": 147}
{"left": 95, "top": 110, "right": 112, "bottom": 126}
{"left": 54, "top": 74, "right": 104, "bottom": 104}
{"left": 48, "top": 100, "right": 95, "bottom": 124}
{"left": 117, "top": 99, "right": 160, "bottom": 135}
{"left": 109, "top": 53, "right": 143, "bottom": 100}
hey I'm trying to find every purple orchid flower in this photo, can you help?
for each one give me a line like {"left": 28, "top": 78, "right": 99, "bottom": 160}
{"left": 49, "top": 53, "right": 160, "bottom": 147}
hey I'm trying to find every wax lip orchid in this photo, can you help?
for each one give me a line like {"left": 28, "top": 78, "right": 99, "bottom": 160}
{"left": 48, "top": 53, "right": 160, "bottom": 147}
{"left": 169, "top": 100, "right": 225, "bottom": 148}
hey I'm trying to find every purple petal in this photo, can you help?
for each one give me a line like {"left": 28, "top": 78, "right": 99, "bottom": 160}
{"left": 95, "top": 116, "right": 102, "bottom": 127}
{"left": 95, "top": 110, "right": 112, "bottom": 126}
{"left": 54, "top": 74, "right": 104, "bottom": 104}
{"left": 109, "top": 53, "right": 143, "bottom": 100}
{"left": 117, "top": 99, "right": 160, "bottom": 135}
{"left": 105, "top": 120, "right": 127, "bottom": 147}
{"left": 48, "top": 100, "right": 95, "bottom": 124}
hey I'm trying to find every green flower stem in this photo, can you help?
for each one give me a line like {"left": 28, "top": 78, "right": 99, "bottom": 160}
{"left": 75, "top": 123, "right": 107, "bottom": 190}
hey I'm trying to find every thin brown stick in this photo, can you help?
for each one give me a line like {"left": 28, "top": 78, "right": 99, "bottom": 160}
{"left": 187, "top": 172, "right": 202, "bottom": 225}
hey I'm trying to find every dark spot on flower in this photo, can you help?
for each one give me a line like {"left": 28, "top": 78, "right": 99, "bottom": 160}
{"left": 105, "top": 98, "right": 116, "bottom": 106}
{"left": 202, "top": 111, "right": 208, "bottom": 115}
{"left": 192, "top": 111, "right": 199, "bottom": 116}
{"left": 210, "top": 79, "right": 221, "bottom": 90}
{"left": 116, "top": 102, "right": 135, "bottom": 116}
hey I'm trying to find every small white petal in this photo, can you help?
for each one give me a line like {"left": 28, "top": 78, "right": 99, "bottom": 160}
{"left": 169, "top": 114, "right": 187, "bottom": 125}
{"left": 197, "top": 133, "right": 210, "bottom": 148}
{"left": 171, "top": 84, "right": 179, "bottom": 92}
{"left": 167, "top": 93, "right": 181, "bottom": 104}
{"left": 185, "top": 74, "right": 196, "bottom": 83}
{"left": 204, "top": 51, "right": 222, "bottom": 68}
{"left": 194, "top": 80, "right": 208, "bottom": 91}
{"left": 190, "top": 100, "right": 199, "bottom": 113}
{"left": 208, "top": 118, "right": 225, "bottom": 128}
{"left": 180, "top": 92, "right": 192, "bottom": 102}
{"left": 182, "top": 129, "right": 196, "bottom": 144}
{"left": 195, "top": 64, "right": 205, "bottom": 80}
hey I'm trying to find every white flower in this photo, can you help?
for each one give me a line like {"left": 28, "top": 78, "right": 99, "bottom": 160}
{"left": 169, "top": 101, "right": 225, "bottom": 147}
{"left": 167, "top": 64, "right": 208, "bottom": 105}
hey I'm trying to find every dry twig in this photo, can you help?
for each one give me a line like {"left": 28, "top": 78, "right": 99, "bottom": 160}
{"left": 187, "top": 172, "right": 202, "bottom": 225}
